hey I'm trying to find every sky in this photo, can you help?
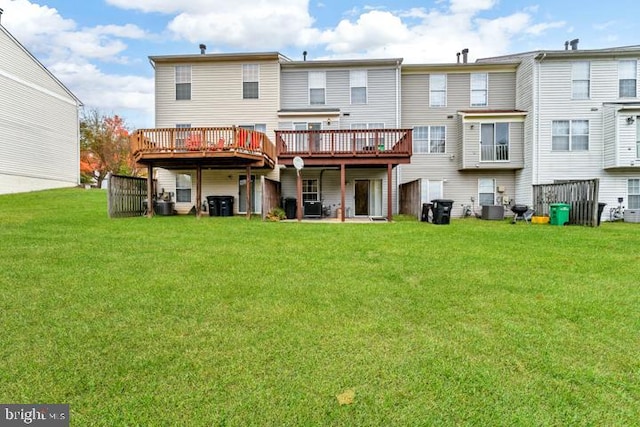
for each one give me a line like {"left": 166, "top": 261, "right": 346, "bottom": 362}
{"left": 1, "top": 0, "right": 638, "bottom": 129}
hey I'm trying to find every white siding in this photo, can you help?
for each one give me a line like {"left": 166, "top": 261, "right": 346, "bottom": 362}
{"left": 0, "top": 27, "right": 80, "bottom": 195}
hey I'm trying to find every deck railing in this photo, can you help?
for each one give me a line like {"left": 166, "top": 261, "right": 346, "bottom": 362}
{"left": 275, "top": 129, "right": 412, "bottom": 158}
{"left": 480, "top": 144, "right": 509, "bottom": 161}
{"left": 131, "top": 127, "right": 276, "bottom": 164}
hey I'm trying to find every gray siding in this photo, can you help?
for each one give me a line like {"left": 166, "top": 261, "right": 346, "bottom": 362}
{"left": 280, "top": 67, "right": 399, "bottom": 128}
{"left": 514, "top": 56, "right": 535, "bottom": 205}
{"left": 0, "top": 27, "right": 79, "bottom": 194}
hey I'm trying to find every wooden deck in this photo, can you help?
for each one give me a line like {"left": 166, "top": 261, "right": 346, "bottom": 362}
{"left": 275, "top": 129, "right": 412, "bottom": 166}
{"left": 130, "top": 127, "right": 276, "bottom": 169}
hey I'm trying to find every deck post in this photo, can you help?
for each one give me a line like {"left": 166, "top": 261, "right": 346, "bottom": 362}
{"left": 340, "top": 163, "right": 346, "bottom": 222}
{"left": 296, "top": 169, "right": 302, "bottom": 221}
{"left": 196, "top": 165, "right": 202, "bottom": 218}
{"left": 387, "top": 164, "right": 393, "bottom": 222}
{"left": 146, "top": 163, "right": 154, "bottom": 217}
{"left": 246, "top": 166, "right": 252, "bottom": 220}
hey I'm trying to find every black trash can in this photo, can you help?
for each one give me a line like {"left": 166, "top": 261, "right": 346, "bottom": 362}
{"left": 206, "top": 196, "right": 219, "bottom": 216}
{"left": 431, "top": 199, "right": 454, "bottom": 225}
{"left": 217, "top": 196, "right": 234, "bottom": 216}
{"left": 284, "top": 197, "right": 297, "bottom": 219}
{"left": 597, "top": 202, "right": 606, "bottom": 226}
{"left": 421, "top": 203, "right": 433, "bottom": 222}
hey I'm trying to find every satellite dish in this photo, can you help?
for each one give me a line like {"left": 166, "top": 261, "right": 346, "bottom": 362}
{"left": 293, "top": 156, "right": 304, "bottom": 170}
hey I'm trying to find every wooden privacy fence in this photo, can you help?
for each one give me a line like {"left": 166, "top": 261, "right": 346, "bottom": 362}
{"left": 532, "top": 179, "right": 601, "bottom": 226}
{"left": 399, "top": 179, "right": 421, "bottom": 219}
{"left": 107, "top": 174, "right": 150, "bottom": 218}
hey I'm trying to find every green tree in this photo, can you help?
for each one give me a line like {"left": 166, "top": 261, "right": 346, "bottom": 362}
{"left": 80, "top": 109, "right": 135, "bottom": 188}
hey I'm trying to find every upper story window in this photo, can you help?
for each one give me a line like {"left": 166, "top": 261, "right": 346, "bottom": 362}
{"left": 629, "top": 179, "right": 640, "bottom": 209}
{"left": 413, "top": 126, "right": 446, "bottom": 154}
{"left": 619, "top": 60, "right": 637, "bottom": 98}
{"left": 480, "top": 123, "right": 509, "bottom": 161}
{"left": 637, "top": 118, "right": 640, "bottom": 159}
{"left": 572, "top": 62, "right": 590, "bottom": 99}
{"left": 350, "top": 70, "right": 367, "bottom": 104}
{"left": 429, "top": 74, "right": 446, "bottom": 107}
{"left": 175, "top": 65, "right": 191, "bottom": 100}
{"left": 470, "top": 73, "right": 488, "bottom": 107}
{"left": 552, "top": 120, "right": 589, "bottom": 151}
{"left": 309, "top": 71, "right": 326, "bottom": 105}
{"left": 242, "top": 64, "right": 259, "bottom": 99}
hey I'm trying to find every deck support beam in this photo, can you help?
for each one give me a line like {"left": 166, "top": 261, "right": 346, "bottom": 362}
{"left": 340, "top": 163, "right": 346, "bottom": 222}
{"left": 387, "top": 164, "right": 393, "bottom": 222}
{"left": 146, "top": 163, "right": 154, "bottom": 217}
{"left": 196, "top": 165, "right": 202, "bottom": 217}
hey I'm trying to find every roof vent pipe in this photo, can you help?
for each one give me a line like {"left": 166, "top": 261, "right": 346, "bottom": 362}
{"left": 199, "top": 44, "right": 206, "bottom": 54}
{"left": 0, "top": 8, "right": 3, "bottom": 25}
{"left": 461, "top": 48, "right": 469, "bottom": 64}
{"left": 303, "top": 51, "right": 307, "bottom": 61}
{"left": 570, "top": 38, "right": 579, "bottom": 50}
{"left": 456, "top": 52, "right": 461, "bottom": 64}
{"left": 564, "top": 41, "right": 569, "bottom": 50}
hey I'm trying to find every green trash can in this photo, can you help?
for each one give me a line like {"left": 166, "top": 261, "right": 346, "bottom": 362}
{"left": 549, "top": 203, "right": 570, "bottom": 226}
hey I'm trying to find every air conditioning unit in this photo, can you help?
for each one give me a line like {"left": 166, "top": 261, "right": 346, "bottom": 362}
{"left": 624, "top": 209, "right": 640, "bottom": 223}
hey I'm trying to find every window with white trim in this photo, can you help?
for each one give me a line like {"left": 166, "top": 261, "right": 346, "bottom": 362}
{"left": 480, "top": 123, "right": 509, "bottom": 161}
{"left": 350, "top": 70, "right": 367, "bottom": 104}
{"left": 242, "top": 64, "right": 259, "bottom": 99}
{"left": 429, "top": 74, "right": 446, "bottom": 107}
{"left": 413, "top": 126, "right": 446, "bottom": 154}
{"left": 175, "top": 65, "right": 191, "bottom": 100}
{"left": 552, "top": 120, "right": 589, "bottom": 151}
{"left": 629, "top": 179, "right": 640, "bottom": 209}
{"left": 176, "top": 173, "right": 192, "bottom": 202}
{"left": 302, "top": 179, "right": 319, "bottom": 202}
{"left": 351, "top": 123, "right": 385, "bottom": 149}
{"left": 309, "top": 71, "right": 326, "bottom": 105}
{"left": 572, "top": 62, "right": 590, "bottom": 99}
{"left": 478, "top": 178, "right": 495, "bottom": 206}
{"left": 175, "top": 123, "right": 191, "bottom": 149}
{"left": 619, "top": 60, "right": 637, "bottom": 98}
{"left": 637, "top": 117, "right": 640, "bottom": 159}
{"left": 470, "top": 73, "right": 487, "bottom": 106}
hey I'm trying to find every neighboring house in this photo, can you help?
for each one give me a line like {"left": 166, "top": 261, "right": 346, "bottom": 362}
{"left": 146, "top": 51, "right": 286, "bottom": 215}
{"left": 276, "top": 58, "right": 410, "bottom": 220}
{"left": 0, "top": 22, "right": 81, "bottom": 195}
{"left": 399, "top": 59, "right": 526, "bottom": 217}
{"left": 479, "top": 45, "right": 640, "bottom": 217}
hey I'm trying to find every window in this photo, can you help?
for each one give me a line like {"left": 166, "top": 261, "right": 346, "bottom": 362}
{"left": 629, "top": 179, "right": 640, "bottom": 209}
{"left": 351, "top": 123, "right": 385, "bottom": 149}
{"left": 242, "top": 64, "right": 259, "bottom": 99}
{"left": 302, "top": 179, "right": 319, "bottom": 202}
{"left": 429, "top": 74, "right": 446, "bottom": 107}
{"left": 552, "top": 120, "right": 589, "bottom": 151}
{"left": 572, "top": 62, "right": 590, "bottom": 99}
{"left": 478, "top": 178, "right": 495, "bottom": 206}
{"left": 175, "top": 65, "right": 191, "bottom": 100}
{"left": 176, "top": 174, "right": 192, "bottom": 203}
{"left": 413, "top": 126, "right": 446, "bottom": 154}
{"left": 619, "top": 60, "right": 637, "bottom": 98}
{"left": 350, "top": 70, "right": 367, "bottom": 104}
{"left": 470, "top": 73, "right": 488, "bottom": 106}
{"left": 637, "top": 118, "right": 640, "bottom": 159}
{"left": 309, "top": 71, "right": 326, "bottom": 105}
{"left": 480, "top": 123, "right": 509, "bottom": 161}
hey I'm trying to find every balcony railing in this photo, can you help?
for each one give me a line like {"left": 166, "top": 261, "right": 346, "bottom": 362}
{"left": 131, "top": 127, "right": 276, "bottom": 167}
{"left": 480, "top": 144, "right": 509, "bottom": 161}
{"left": 275, "top": 129, "right": 412, "bottom": 160}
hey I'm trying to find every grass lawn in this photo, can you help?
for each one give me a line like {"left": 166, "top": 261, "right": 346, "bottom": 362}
{"left": 1, "top": 188, "right": 639, "bottom": 426}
